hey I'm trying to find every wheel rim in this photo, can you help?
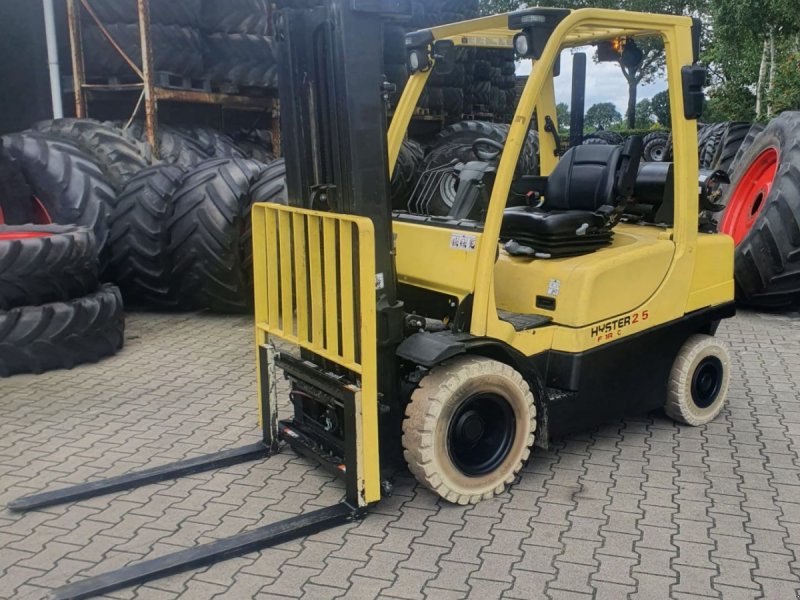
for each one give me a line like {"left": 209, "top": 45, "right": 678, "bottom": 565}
{"left": 31, "top": 195, "right": 53, "bottom": 224}
{"left": 447, "top": 393, "right": 516, "bottom": 477}
{"left": 690, "top": 356, "right": 724, "bottom": 409}
{"left": 0, "top": 231, "right": 52, "bottom": 240}
{"left": 720, "top": 147, "right": 778, "bottom": 245}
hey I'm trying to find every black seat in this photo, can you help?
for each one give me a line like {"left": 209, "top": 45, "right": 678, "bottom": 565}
{"left": 501, "top": 139, "right": 642, "bottom": 258}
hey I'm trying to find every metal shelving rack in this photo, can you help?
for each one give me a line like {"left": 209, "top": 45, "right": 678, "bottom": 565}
{"left": 65, "top": 0, "right": 281, "bottom": 157}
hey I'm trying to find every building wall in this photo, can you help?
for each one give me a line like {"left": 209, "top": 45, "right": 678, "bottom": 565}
{"left": 0, "top": 0, "right": 60, "bottom": 135}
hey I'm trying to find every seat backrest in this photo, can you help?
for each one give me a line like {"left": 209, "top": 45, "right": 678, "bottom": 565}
{"left": 544, "top": 144, "right": 623, "bottom": 211}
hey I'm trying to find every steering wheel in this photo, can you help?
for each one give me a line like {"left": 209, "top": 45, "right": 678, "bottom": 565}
{"left": 472, "top": 138, "right": 504, "bottom": 162}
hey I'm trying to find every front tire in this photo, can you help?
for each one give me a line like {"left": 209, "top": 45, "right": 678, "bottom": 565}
{"left": 665, "top": 334, "right": 731, "bottom": 426}
{"left": 402, "top": 356, "right": 536, "bottom": 505}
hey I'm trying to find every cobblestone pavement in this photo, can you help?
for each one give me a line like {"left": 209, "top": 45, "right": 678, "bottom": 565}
{"left": 1, "top": 310, "right": 799, "bottom": 600}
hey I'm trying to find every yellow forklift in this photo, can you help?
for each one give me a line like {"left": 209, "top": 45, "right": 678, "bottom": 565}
{"left": 9, "top": 4, "right": 735, "bottom": 598}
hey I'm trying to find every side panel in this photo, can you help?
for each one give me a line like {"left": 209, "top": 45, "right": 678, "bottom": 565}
{"left": 493, "top": 225, "right": 675, "bottom": 327}
{"left": 539, "top": 303, "right": 735, "bottom": 437}
{"left": 686, "top": 232, "right": 735, "bottom": 312}
{"left": 394, "top": 220, "right": 480, "bottom": 298}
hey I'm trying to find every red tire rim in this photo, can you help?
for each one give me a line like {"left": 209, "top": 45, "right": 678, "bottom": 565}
{"left": 0, "top": 231, "right": 52, "bottom": 240}
{"left": 720, "top": 147, "right": 779, "bottom": 245}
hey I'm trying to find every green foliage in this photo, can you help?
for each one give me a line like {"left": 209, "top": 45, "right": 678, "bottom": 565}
{"left": 634, "top": 98, "right": 654, "bottom": 128}
{"left": 650, "top": 90, "right": 671, "bottom": 126}
{"left": 769, "top": 50, "right": 800, "bottom": 115}
{"left": 585, "top": 102, "right": 623, "bottom": 129}
{"left": 703, "top": 83, "right": 757, "bottom": 122}
{"left": 556, "top": 102, "right": 571, "bottom": 129}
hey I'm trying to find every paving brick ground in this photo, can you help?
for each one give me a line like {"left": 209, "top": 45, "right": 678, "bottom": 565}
{"left": 1, "top": 310, "right": 799, "bottom": 599}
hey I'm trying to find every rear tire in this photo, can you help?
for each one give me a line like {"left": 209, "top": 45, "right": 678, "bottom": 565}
{"left": 0, "top": 146, "right": 35, "bottom": 224}
{"left": 123, "top": 122, "right": 211, "bottom": 169}
{"left": 665, "top": 334, "right": 731, "bottom": 426}
{"left": 0, "top": 284, "right": 125, "bottom": 377}
{"left": 719, "top": 112, "right": 800, "bottom": 307}
{"left": 2, "top": 132, "right": 116, "bottom": 254}
{"left": 107, "top": 165, "right": 186, "bottom": 308}
{"left": 403, "top": 356, "right": 536, "bottom": 505}
{"left": 168, "top": 158, "right": 265, "bottom": 312}
{"left": 33, "top": 118, "right": 150, "bottom": 190}
{"left": 0, "top": 225, "right": 98, "bottom": 310}
{"left": 710, "top": 122, "right": 752, "bottom": 174}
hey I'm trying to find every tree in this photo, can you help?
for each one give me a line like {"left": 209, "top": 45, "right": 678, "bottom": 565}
{"left": 634, "top": 98, "right": 654, "bottom": 128}
{"left": 556, "top": 102, "right": 571, "bottom": 129}
{"left": 650, "top": 90, "right": 671, "bottom": 126}
{"left": 585, "top": 102, "right": 622, "bottom": 129}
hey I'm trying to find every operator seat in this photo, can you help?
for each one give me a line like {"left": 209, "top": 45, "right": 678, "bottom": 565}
{"left": 501, "top": 138, "right": 641, "bottom": 258}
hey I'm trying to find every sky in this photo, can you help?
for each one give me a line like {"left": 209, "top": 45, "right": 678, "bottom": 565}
{"left": 516, "top": 46, "right": 668, "bottom": 118}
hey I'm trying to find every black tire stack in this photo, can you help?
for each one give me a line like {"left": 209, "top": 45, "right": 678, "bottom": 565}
{"left": 200, "top": 0, "right": 278, "bottom": 90}
{"left": 106, "top": 157, "right": 287, "bottom": 312}
{"left": 384, "top": 0, "right": 482, "bottom": 117}
{"left": 79, "top": 0, "right": 203, "bottom": 82}
{"left": 0, "top": 225, "right": 125, "bottom": 376}
{"left": 412, "top": 120, "right": 539, "bottom": 216}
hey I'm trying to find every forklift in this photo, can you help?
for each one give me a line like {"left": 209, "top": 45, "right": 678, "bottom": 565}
{"left": 8, "top": 3, "right": 735, "bottom": 598}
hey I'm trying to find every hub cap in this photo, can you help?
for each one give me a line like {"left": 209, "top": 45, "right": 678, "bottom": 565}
{"left": 720, "top": 147, "right": 778, "bottom": 245}
{"left": 691, "top": 356, "right": 724, "bottom": 409}
{"left": 447, "top": 393, "right": 515, "bottom": 477}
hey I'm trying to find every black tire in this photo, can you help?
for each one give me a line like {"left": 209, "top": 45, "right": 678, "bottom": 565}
{"left": 729, "top": 122, "right": 766, "bottom": 174}
{"left": 83, "top": 0, "right": 200, "bottom": 27}
{"left": 719, "top": 112, "right": 800, "bottom": 308}
{"left": 402, "top": 356, "right": 536, "bottom": 504}
{"left": 33, "top": 118, "right": 150, "bottom": 191}
{"left": 391, "top": 139, "right": 425, "bottom": 211}
{"left": 179, "top": 126, "right": 247, "bottom": 159}
{"left": 581, "top": 137, "right": 610, "bottom": 145}
{"left": 107, "top": 165, "right": 186, "bottom": 308}
{"left": 442, "top": 87, "right": 465, "bottom": 115}
{"left": 710, "top": 122, "right": 752, "bottom": 174}
{"left": 201, "top": 0, "right": 270, "bottom": 35}
{"left": 169, "top": 158, "right": 266, "bottom": 312}
{"left": 123, "top": 122, "right": 211, "bottom": 168}
{"left": 0, "top": 284, "right": 125, "bottom": 377}
{"left": 585, "top": 130, "right": 624, "bottom": 145}
{"left": 82, "top": 23, "right": 204, "bottom": 80}
{"left": 203, "top": 33, "right": 278, "bottom": 88}
{"left": 435, "top": 120, "right": 538, "bottom": 174}
{"left": 235, "top": 140, "right": 275, "bottom": 164}
{"left": 643, "top": 135, "right": 669, "bottom": 162}
{"left": 2, "top": 132, "right": 116, "bottom": 253}
{"left": 0, "top": 145, "right": 36, "bottom": 225}
{"left": 0, "top": 225, "right": 98, "bottom": 310}
{"left": 250, "top": 158, "right": 287, "bottom": 204}
{"left": 698, "top": 122, "right": 727, "bottom": 170}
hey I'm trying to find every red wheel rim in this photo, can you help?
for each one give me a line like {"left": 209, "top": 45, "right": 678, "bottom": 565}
{"left": 720, "top": 147, "right": 778, "bottom": 245}
{"left": 0, "top": 231, "right": 52, "bottom": 240}
{"left": 31, "top": 195, "right": 53, "bottom": 224}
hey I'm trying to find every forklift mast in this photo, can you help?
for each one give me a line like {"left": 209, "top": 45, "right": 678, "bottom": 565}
{"left": 275, "top": 0, "right": 408, "bottom": 309}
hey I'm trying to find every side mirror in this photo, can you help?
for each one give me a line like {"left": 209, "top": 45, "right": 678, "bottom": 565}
{"left": 681, "top": 65, "right": 707, "bottom": 120}
{"left": 432, "top": 40, "right": 455, "bottom": 75}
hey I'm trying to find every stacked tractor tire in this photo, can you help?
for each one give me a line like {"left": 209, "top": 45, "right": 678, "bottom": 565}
{"left": 383, "top": 1, "right": 516, "bottom": 119}
{"left": 0, "top": 139, "right": 125, "bottom": 376}
{"left": 0, "top": 119, "right": 287, "bottom": 376}
{"left": 390, "top": 120, "right": 539, "bottom": 215}
{"left": 78, "top": 0, "right": 278, "bottom": 92}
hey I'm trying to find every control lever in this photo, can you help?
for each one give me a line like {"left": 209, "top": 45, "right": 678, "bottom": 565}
{"left": 544, "top": 115, "right": 561, "bottom": 157}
